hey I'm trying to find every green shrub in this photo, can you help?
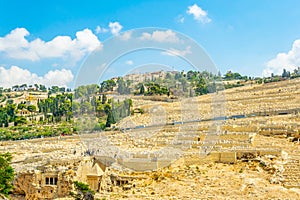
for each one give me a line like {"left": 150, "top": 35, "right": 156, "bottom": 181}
{"left": 0, "top": 152, "right": 14, "bottom": 196}
{"left": 71, "top": 181, "right": 95, "bottom": 200}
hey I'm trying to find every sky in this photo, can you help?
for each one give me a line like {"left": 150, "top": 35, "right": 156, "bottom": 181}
{"left": 1, "top": 0, "right": 300, "bottom": 88}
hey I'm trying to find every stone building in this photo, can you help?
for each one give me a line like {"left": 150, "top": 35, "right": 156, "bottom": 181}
{"left": 12, "top": 158, "right": 104, "bottom": 200}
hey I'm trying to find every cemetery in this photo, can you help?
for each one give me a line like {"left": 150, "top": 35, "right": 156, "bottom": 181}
{"left": 1, "top": 77, "right": 300, "bottom": 199}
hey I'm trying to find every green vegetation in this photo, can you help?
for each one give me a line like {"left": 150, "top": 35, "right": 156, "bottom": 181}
{"left": 130, "top": 70, "right": 222, "bottom": 97}
{"left": 0, "top": 81, "right": 133, "bottom": 140}
{"left": 70, "top": 181, "right": 95, "bottom": 200}
{"left": 0, "top": 92, "right": 73, "bottom": 129}
{"left": 73, "top": 85, "right": 132, "bottom": 129}
{"left": 144, "top": 82, "right": 169, "bottom": 96}
{"left": 38, "top": 93, "right": 73, "bottom": 122}
{"left": 0, "top": 123, "right": 75, "bottom": 140}
{"left": 0, "top": 152, "right": 14, "bottom": 196}
{"left": 0, "top": 68, "right": 299, "bottom": 141}
{"left": 139, "top": 83, "right": 145, "bottom": 94}
{"left": 117, "top": 77, "right": 131, "bottom": 94}
{"left": 74, "top": 84, "right": 99, "bottom": 99}
{"left": 100, "top": 80, "right": 116, "bottom": 92}
{"left": 223, "top": 71, "right": 249, "bottom": 80}
{"left": 0, "top": 101, "right": 16, "bottom": 127}
{"left": 224, "top": 82, "right": 245, "bottom": 89}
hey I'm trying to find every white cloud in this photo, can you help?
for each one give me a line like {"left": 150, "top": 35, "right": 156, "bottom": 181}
{"left": 162, "top": 46, "right": 192, "bottom": 57}
{"left": 179, "top": 17, "right": 185, "bottom": 23}
{"left": 263, "top": 39, "right": 300, "bottom": 76}
{"left": 0, "top": 65, "right": 74, "bottom": 88}
{"left": 118, "top": 31, "right": 132, "bottom": 40}
{"left": 125, "top": 60, "right": 133, "bottom": 65}
{"left": 139, "top": 30, "right": 180, "bottom": 43}
{"left": 109, "top": 22, "right": 123, "bottom": 35}
{"left": 187, "top": 4, "right": 211, "bottom": 24}
{"left": 0, "top": 28, "right": 102, "bottom": 64}
{"left": 95, "top": 25, "right": 108, "bottom": 34}
{"left": 176, "top": 15, "right": 185, "bottom": 23}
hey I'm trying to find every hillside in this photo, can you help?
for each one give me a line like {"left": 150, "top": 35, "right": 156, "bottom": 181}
{"left": 0, "top": 77, "right": 300, "bottom": 199}
{"left": 119, "top": 77, "right": 300, "bottom": 128}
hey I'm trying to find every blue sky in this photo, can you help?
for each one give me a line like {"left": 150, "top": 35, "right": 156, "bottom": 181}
{"left": 1, "top": 0, "right": 300, "bottom": 88}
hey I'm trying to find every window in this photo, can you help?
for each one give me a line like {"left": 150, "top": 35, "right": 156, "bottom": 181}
{"left": 50, "top": 177, "right": 53, "bottom": 185}
{"left": 45, "top": 177, "right": 58, "bottom": 185}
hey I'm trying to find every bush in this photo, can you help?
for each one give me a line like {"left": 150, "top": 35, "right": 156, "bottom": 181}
{"left": 71, "top": 181, "right": 95, "bottom": 200}
{"left": 138, "top": 108, "right": 144, "bottom": 114}
{"left": 0, "top": 152, "right": 14, "bottom": 196}
{"left": 93, "top": 122, "right": 105, "bottom": 131}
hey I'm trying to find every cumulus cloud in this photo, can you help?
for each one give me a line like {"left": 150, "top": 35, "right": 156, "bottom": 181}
{"left": 0, "top": 28, "right": 102, "bottom": 64}
{"left": 162, "top": 46, "right": 192, "bottom": 57}
{"left": 118, "top": 31, "right": 132, "bottom": 40}
{"left": 187, "top": 4, "right": 211, "bottom": 24}
{"left": 263, "top": 39, "right": 300, "bottom": 76}
{"left": 139, "top": 30, "right": 180, "bottom": 43}
{"left": 125, "top": 60, "right": 133, "bottom": 65}
{"left": 95, "top": 25, "right": 108, "bottom": 34}
{"left": 109, "top": 22, "right": 123, "bottom": 35}
{"left": 0, "top": 66, "right": 74, "bottom": 88}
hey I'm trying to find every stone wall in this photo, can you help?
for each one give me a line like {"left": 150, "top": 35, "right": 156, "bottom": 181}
{"left": 210, "top": 152, "right": 237, "bottom": 163}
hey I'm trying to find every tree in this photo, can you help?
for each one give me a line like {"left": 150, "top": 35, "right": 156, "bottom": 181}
{"left": 27, "top": 105, "right": 36, "bottom": 113}
{"left": 223, "top": 71, "right": 243, "bottom": 80}
{"left": 86, "top": 84, "right": 99, "bottom": 96}
{"left": 194, "top": 76, "right": 207, "bottom": 96}
{"left": 37, "top": 93, "right": 73, "bottom": 123}
{"left": 59, "top": 87, "right": 66, "bottom": 93}
{"left": 81, "top": 101, "right": 93, "bottom": 114}
{"left": 17, "top": 102, "right": 26, "bottom": 110}
{"left": 20, "top": 84, "right": 27, "bottom": 91}
{"left": 27, "top": 104, "right": 37, "bottom": 121}
{"left": 50, "top": 86, "right": 60, "bottom": 94}
{"left": 105, "top": 109, "right": 115, "bottom": 127}
{"left": 5, "top": 103, "right": 16, "bottom": 121}
{"left": 95, "top": 102, "right": 105, "bottom": 117}
{"left": 117, "top": 77, "right": 128, "bottom": 94}
{"left": 174, "top": 72, "right": 182, "bottom": 80}
{"left": 34, "top": 84, "right": 39, "bottom": 91}
{"left": 0, "top": 110, "right": 8, "bottom": 128}
{"left": 101, "top": 94, "right": 107, "bottom": 104}
{"left": 282, "top": 68, "right": 290, "bottom": 78}
{"left": 100, "top": 80, "right": 116, "bottom": 92}
{"left": 14, "top": 116, "right": 27, "bottom": 126}
{"left": 0, "top": 152, "right": 14, "bottom": 196}
{"left": 139, "top": 84, "right": 145, "bottom": 94}
{"left": 165, "top": 72, "right": 173, "bottom": 80}
{"left": 70, "top": 181, "right": 95, "bottom": 200}
{"left": 39, "top": 84, "right": 47, "bottom": 92}
{"left": 12, "top": 85, "right": 19, "bottom": 91}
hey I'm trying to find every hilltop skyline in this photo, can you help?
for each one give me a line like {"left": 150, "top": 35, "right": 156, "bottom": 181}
{"left": 1, "top": 0, "right": 300, "bottom": 88}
